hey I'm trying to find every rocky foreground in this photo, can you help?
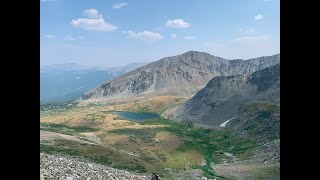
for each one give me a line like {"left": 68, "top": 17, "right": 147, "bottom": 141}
{"left": 40, "top": 153, "right": 150, "bottom": 180}
{"left": 40, "top": 152, "right": 214, "bottom": 180}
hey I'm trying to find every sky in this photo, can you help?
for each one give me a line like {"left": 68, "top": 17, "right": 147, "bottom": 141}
{"left": 40, "top": 0, "right": 280, "bottom": 67}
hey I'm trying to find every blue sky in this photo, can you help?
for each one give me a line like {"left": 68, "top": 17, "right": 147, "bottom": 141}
{"left": 40, "top": 0, "right": 280, "bottom": 67}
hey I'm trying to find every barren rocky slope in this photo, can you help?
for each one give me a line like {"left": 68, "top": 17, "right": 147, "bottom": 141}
{"left": 40, "top": 153, "right": 150, "bottom": 180}
{"left": 81, "top": 51, "right": 280, "bottom": 102}
{"left": 40, "top": 152, "right": 214, "bottom": 180}
{"left": 166, "top": 64, "right": 280, "bottom": 127}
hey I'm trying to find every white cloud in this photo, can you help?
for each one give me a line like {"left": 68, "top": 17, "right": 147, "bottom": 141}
{"left": 165, "top": 19, "right": 190, "bottom": 28}
{"left": 83, "top": 9, "right": 103, "bottom": 18}
{"left": 45, "top": 35, "right": 56, "bottom": 38}
{"left": 170, "top": 34, "right": 177, "bottom": 39}
{"left": 78, "top": 36, "right": 85, "bottom": 40}
{"left": 254, "top": 14, "right": 263, "bottom": 20}
{"left": 64, "top": 35, "right": 76, "bottom": 41}
{"left": 71, "top": 18, "right": 117, "bottom": 32}
{"left": 184, "top": 36, "right": 196, "bottom": 40}
{"left": 71, "top": 9, "right": 117, "bottom": 32}
{"left": 112, "top": 3, "right": 128, "bottom": 9}
{"left": 123, "top": 30, "right": 163, "bottom": 42}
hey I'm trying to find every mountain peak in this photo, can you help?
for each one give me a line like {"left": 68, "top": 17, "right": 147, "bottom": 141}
{"left": 181, "top": 50, "right": 212, "bottom": 56}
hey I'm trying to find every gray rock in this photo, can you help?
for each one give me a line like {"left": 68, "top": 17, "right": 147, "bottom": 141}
{"left": 80, "top": 51, "right": 280, "bottom": 102}
{"left": 164, "top": 167, "right": 173, "bottom": 174}
{"left": 169, "top": 64, "right": 280, "bottom": 127}
{"left": 40, "top": 153, "right": 150, "bottom": 180}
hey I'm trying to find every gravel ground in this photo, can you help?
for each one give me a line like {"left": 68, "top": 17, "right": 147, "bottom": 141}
{"left": 40, "top": 153, "right": 150, "bottom": 180}
{"left": 40, "top": 152, "right": 214, "bottom": 180}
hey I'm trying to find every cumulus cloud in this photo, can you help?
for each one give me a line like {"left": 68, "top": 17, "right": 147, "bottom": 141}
{"left": 165, "top": 19, "right": 190, "bottom": 28}
{"left": 71, "top": 18, "right": 117, "bottom": 32}
{"left": 45, "top": 35, "right": 56, "bottom": 38}
{"left": 71, "top": 9, "right": 117, "bottom": 32}
{"left": 83, "top": 9, "right": 103, "bottom": 18}
{"left": 170, "top": 34, "right": 177, "bottom": 39}
{"left": 184, "top": 36, "right": 196, "bottom": 40}
{"left": 64, "top": 35, "right": 76, "bottom": 41}
{"left": 112, "top": 3, "right": 128, "bottom": 9}
{"left": 254, "top": 14, "right": 263, "bottom": 20}
{"left": 123, "top": 30, "right": 163, "bottom": 42}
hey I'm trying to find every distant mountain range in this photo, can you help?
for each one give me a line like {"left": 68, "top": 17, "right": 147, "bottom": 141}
{"left": 40, "top": 62, "right": 148, "bottom": 104}
{"left": 81, "top": 51, "right": 280, "bottom": 102}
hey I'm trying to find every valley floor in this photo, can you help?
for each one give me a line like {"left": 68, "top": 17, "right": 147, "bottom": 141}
{"left": 40, "top": 100, "right": 279, "bottom": 179}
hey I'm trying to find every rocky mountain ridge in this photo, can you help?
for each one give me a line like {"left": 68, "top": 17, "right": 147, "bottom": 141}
{"left": 165, "top": 63, "right": 280, "bottom": 127}
{"left": 81, "top": 51, "right": 280, "bottom": 102}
